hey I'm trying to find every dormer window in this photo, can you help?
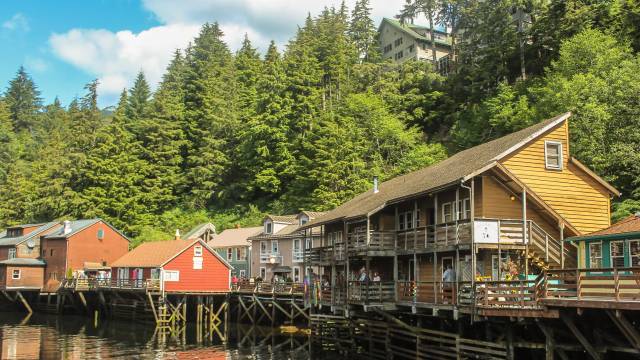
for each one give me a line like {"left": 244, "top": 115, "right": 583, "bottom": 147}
{"left": 6, "top": 228, "right": 23, "bottom": 238}
{"left": 265, "top": 220, "right": 273, "bottom": 234}
{"left": 545, "top": 141, "right": 563, "bottom": 170}
{"left": 299, "top": 216, "right": 309, "bottom": 226}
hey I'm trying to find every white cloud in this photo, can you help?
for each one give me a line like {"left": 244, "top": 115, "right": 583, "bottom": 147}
{"left": 49, "top": 0, "right": 419, "bottom": 103}
{"left": 25, "top": 57, "right": 49, "bottom": 73}
{"left": 2, "top": 13, "right": 29, "bottom": 32}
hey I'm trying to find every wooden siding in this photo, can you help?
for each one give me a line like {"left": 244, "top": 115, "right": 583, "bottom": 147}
{"left": 41, "top": 238, "right": 67, "bottom": 292}
{"left": 501, "top": 120, "right": 611, "bottom": 234}
{"left": 163, "top": 242, "right": 230, "bottom": 293}
{"left": 0, "top": 265, "right": 44, "bottom": 289}
{"left": 66, "top": 221, "right": 129, "bottom": 270}
{"left": 480, "top": 175, "right": 560, "bottom": 239}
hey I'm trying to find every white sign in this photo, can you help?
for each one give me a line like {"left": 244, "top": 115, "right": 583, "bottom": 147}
{"left": 193, "top": 257, "right": 203, "bottom": 270}
{"left": 474, "top": 220, "right": 499, "bottom": 244}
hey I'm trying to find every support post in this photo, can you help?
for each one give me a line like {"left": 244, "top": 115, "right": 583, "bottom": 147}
{"left": 562, "top": 316, "right": 601, "bottom": 360}
{"left": 16, "top": 291, "right": 33, "bottom": 315}
{"left": 522, "top": 187, "right": 528, "bottom": 276}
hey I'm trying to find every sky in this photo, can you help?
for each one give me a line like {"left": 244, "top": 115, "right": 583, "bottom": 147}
{"left": 0, "top": 0, "right": 414, "bottom": 107}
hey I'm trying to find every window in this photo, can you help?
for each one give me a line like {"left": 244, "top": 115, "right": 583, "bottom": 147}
{"left": 238, "top": 247, "right": 247, "bottom": 261}
{"left": 383, "top": 44, "right": 392, "bottom": 54}
{"left": 265, "top": 220, "right": 273, "bottom": 234}
{"left": 456, "top": 198, "right": 471, "bottom": 220}
{"left": 395, "top": 50, "right": 404, "bottom": 60}
{"left": 271, "top": 240, "right": 279, "bottom": 254}
{"left": 299, "top": 216, "right": 309, "bottom": 225}
{"left": 193, "top": 256, "right": 203, "bottom": 269}
{"left": 293, "top": 239, "right": 303, "bottom": 262}
{"left": 259, "top": 267, "right": 267, "bottom": 280}
{"left": 12, "top": 270, "right": 20, "bottom": 280}
{"left": 589, "top": 242, "right": 603, "bottom": 268}
{"left": 164, "top": 270, "right": 180, "bottom": 282}
{"left": 239, "top": 269, "right": 246, "bottom": 278}
{"left": 398, "top": 213, "right": 405, "bottom": 231}
{"left": 151, "top": 268, "right": 161, "bottom": 279}
{"left": 8, "top": 248, "right": 16, "bottom": 259}
{"left": 227, "top": 248, "right": 233, "bottom": 261}
{"left": 394, "top": 37, "right": 403, "bottom": 47}
{"left": 97, "top": 228, "right": 104, "bottom": 240}
{"left": 194, "top": 245, "right": 203, "bottom": 257}
{"left": 438, "top": 56, "right": 450, "bottom": 76}
{"left": 260, "top": 241, "right": 268, "bottom": 254}
{"left": 293, "top": 266, "right": 301, "bottom": 282}
{"left": 442, "top": 203, "right": 453, "bottom": 223}
{"left": 408, "top": 44, "right": 415, "bottom": 53}
{"left": 545, "top": 141, "right": 563, "bottom": 170}
{"left": 630, "top": 240, "right": 640, "bottom": 266}
{"left": 50, "top": 249, "right": 54, "bottom": 257}
{"left": 610, "top": 241, "right": 625, "bottom": 268}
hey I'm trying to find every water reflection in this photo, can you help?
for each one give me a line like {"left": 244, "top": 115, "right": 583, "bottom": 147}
{"left": 0, "top": 312, "right": 324, "bottom": 359}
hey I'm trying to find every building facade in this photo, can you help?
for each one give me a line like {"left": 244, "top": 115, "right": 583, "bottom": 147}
{"left": 249, "top": 212, "right": 324, "bottom": 282}
{"left": 206, "top": 225, "right": 261, "bottom": 279}
{"left": 378, "top": 18, "right": 452, "bottom": 72}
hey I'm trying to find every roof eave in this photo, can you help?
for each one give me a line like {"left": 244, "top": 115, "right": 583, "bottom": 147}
{"left": 566, "top": 231, "right": 640, "bottom": 242}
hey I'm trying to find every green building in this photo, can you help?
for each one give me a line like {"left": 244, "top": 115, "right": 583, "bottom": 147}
{"left": 567, "top": 213, "right": 640, "bottom": 269}
{"left": 204, "top": 225, "right": 261, "bottom": 279}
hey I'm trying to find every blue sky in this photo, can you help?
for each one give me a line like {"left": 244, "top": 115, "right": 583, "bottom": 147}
{"left": 1, "top": 0, "right": 410, "bottom": 107}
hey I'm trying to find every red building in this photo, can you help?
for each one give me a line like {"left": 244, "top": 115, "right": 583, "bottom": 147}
{"left": 110, "top": 239, "right": 232, "bottom": 293}
{"left": 40, "top": 219, "right": 130, "bottom": 292}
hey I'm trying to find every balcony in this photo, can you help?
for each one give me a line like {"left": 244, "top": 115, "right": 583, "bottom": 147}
{"left": 260, "top": 252, "right": 283, "bottom": 264}
{"left": 292, "top": 249, "right": 304, "bottom": 263}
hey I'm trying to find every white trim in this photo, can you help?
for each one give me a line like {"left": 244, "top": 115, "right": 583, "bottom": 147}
{"left": 160, "top": 239, "right": 233, "bottom": 270}
{"left": 194, "top": 245, "right": 203, "bottom": 257}
{"left": 164, "top": 270, "right": 180, "bottom": 282}
{"left": 491, "top": 112, "right": 571, "bottom": 163}
{"left": 11, "top": 269, "right": 20, "bottom": 280}
{"left": 544, "top": 140, "right": 563, "bottom": 170}
{"left": 588, "top": 241, "right": 603, "bottom": 269}
{"left": 610, "top": 240, "right": 625, "bottom": 268}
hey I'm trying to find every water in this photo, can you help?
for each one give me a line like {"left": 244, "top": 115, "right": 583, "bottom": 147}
{"left": 0, "top": 312, "right": 337, "bottom": 359}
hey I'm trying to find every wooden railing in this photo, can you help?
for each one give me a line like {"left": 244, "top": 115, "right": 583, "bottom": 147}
{"left": 61, "top": 278, "right": 160, "bottom": 291}
{"left": 474, "top": 280, "right": 539, "bottom": 308}
{"left": 234, "top": 281, "right": 306, "bottom": 296}
{"left": 396, "top": 280, "right": 457, "bottom": 305}
{"left": 395, "top": 220, "right": 472, "bottom": 251}
{"left": 543, "top": 267, "right": 640, "bottom": 303}
{"left": 348, "top": 230, "right": 396, "bottom": 251}
{"left": 347, "top": 281, "right": 395, "bottom": 304}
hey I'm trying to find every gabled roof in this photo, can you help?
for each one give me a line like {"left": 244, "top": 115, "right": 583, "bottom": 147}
{"left": 0, "top": 258, "right": 46, "bottom": 266}
{"left": 111, "top": 239, "right": 232, "bottom": 269}
{"left": 209, "top": 226, "right": 262, "bottom": 248}
{"left": 568, "top": 214, "right": 640, "bottom": 242}
{"left": 265, "top": 214, "right": 298, "bottom": 224}
{"left": 378, "top": 18, "right": 451, "bottom": 47}
{"left": 0, "top": 222, "right": 59, "bottom": 247}
{"left": 297, "top": 211, "right": 326, "bottom": 220}
{"left": 184, "top": 222, "right": 217, "bottom": 240}
{"left": 43, "top": 218, "right": 131, "bottom": 242}
{"left": 302, "top": 112, "right": 612, "bottom": 229}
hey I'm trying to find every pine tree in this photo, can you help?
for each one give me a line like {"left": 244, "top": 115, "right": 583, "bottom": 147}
{"left": 349, "top": 0, "right": 381, "bottom": 63}
{"left": 0, "top": 99, "right": 16, "bottom": 182}
{"left": 126, "top": 71, "right": 151, "bottom": 127}
{"left": 183, "top": 23, "right": 237, "bottom": 208}
{"left": 4, "top": 66, "right": 42, "bottom": 132}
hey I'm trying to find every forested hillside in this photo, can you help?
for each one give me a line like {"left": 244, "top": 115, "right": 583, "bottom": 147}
{"left": 1, "top": 0, "right": 639, "bottom": 244}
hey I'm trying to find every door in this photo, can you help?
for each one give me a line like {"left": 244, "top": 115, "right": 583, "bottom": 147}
{"left": 441, "top": 257, "right": 454, "bottom": 280}
{"left": 135, "top": 268, "right": 143, "bottom": 287}
{"left": 408, "top": 259, "right": 415, "bottom": 281}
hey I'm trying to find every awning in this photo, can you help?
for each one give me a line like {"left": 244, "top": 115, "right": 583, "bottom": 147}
{"left": 272, "top": 266, "right": 292, "bottom": 273}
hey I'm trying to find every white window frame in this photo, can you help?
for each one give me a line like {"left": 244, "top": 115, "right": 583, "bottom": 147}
{"left": 271, "top": 240, "right": 279, "bottom": 254}
{"left": 610, "top": 240, "right": 625, "bottom": 268}
{"left": 630, "top": 240, "right": 640, "bottom": 267}
{"left": 12, "top": 269, "right": 20, "bottom": 280}
{"left": 457, "top": 198, "right": 471, "bottom": 220}
{"left": 194, "top": 245, "right": 203, "bottom": 257}
{"left": 589, "top": 242, "right": 603, "bottom": 269}
{"left": 227, "top": 248, "right": 233, "bottom": 261}
{"left": 442, "top": 202, "right": 453, "bottom": 223}
{"left": 164, "top": 270, "right": 180, "bottom": 282}
{"left": 8, "top": 248, "right": 16, "bottom": 259}
{"left": 293, "top": 239, "right": 303, "bottom": 263}
{"left": 238, "top": 247, "right": 247, "bottom": 261}
{"left": 239, "top": 269, "right": 246, "bottom": 278}
{"left": 544, "top": 140, "right": 563, "bottom": 170}
{"left": 265, "top": 220, "right": 273, "bottom": 234}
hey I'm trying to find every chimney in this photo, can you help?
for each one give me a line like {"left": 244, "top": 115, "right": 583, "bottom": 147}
{"left": 373, "top": 176, "right": 379, "bottom": 194}
{"left": 175, "top": 229, "right": 181, "bottom": 240}
{"left": 63, "top": 220, "right": 72, "bottom": 235}
{"left": 235, "top": 223, "right": 241, "bottom": 229}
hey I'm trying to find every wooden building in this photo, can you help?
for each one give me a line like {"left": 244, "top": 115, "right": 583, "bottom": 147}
{"left": 110, "top": 239, "right": 232, "bottom": 293}
{"left": 207, "top": 225, "right": 261, "bottom": 279}
{"left": 248, "top": 212, "right": 324, "bottom": 282}
{"left": 300, "top": 112, "right": 620, "bottom": 313}
{"left": 40, "top": 219, "right": 130, "bottom": 293}
{"left": 0, "top": 258, "right": 45, "bottom": 291}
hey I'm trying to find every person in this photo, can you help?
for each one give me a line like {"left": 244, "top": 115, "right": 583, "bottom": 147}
{"left": 359, "top": 269, "right": 369, "bottom": 282}
{"left": 372, "top": 272, "right": 381, "bottom": 282}
{"left": 231, "top": 274, "right": 238, "bottom": 288}
{"left": 443, "top": 264, "right": 455, "bottom": 283}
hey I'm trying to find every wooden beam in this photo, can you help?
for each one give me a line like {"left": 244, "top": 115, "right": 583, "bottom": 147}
{"left": 561, "top": 316, "right": 601, "bottom": 360}
{"left": 606, "top": 310, "right": 640, "bottom": 351}
{"left": 16, "top": 291, "right": 32, "bottom": 315}
{"left": 253, "top": 295, "right": 273, "bottom": 322}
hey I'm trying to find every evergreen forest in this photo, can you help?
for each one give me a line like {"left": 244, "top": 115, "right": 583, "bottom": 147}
{"left": 1, "top": 0, "right": 639, "bottom": 244}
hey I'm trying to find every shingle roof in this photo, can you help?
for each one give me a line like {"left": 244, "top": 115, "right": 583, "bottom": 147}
{"left": 209, "top": 227, "right": 262, "bottom": 248}
{"left": 111, "top": 240, "right": 197, "bottom": 267}
{"left": 111, "top": 239, "right": 233, "bottom": 269}
{"left": 43, "top": 219, "right": 101, "bottom": 239}
{"left": 587, "top": 214, "right": 640, "bottom": 237}
{"left": 0, "top": 258, "right": 46, "bottom": 266}
{"left": 298, "top": 211, "right": 326, "bottom": 219}
{"left": 0, "top": 222, "right": 59, "bottom": 247}
{"left": 267, "top": 215, "right": 298, "bottom": 224}
{"left": 379, "top": 18, "right": 451, "bottom": 46}
{"left": 184, "top": 223, "right": 217, "bottom": 240}
{"left": 303, "top": 113, "right": 573, "bottom": 229}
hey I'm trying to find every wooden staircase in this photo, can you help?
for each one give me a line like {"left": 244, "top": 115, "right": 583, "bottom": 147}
{"left": 527, "top": 221, "right": 576, "bottom": 270}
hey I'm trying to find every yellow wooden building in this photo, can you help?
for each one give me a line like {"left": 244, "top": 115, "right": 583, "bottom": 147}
{"left": 300, "top": 112, "right": 620, "bottom": 312}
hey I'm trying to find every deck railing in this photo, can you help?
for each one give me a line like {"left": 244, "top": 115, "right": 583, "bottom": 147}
{"left": 396, "top": 280, "right": 457, "bottom": 305}
{"left": 543, "top": 267, "right": 640, "bottom": 302}
{"left": 61, "top": 278, "right": 160, "bottom": 291}
{"left": 347, "top": 281, "right": 395, "bottom": 304}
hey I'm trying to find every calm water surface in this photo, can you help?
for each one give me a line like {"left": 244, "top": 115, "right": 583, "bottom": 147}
{"left": 0, "top": 312, "right": 340, "bottom": 359}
